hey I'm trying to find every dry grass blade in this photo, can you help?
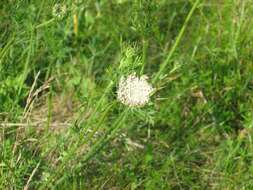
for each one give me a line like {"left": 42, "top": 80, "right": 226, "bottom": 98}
{"left": 23, "top": 76, "right": 54, "bottom": 119}
{"left": 23, "top": 162, "right": 41, "bottom": 190}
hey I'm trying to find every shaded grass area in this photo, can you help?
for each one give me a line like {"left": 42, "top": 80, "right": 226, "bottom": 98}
{"left": 1, "top": 0, "right": 253, "bottom": 189}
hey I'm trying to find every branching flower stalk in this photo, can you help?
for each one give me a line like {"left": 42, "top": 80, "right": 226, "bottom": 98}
{"left": 40, "top": 54, "right": 127, "bottom": 188}
{"left": 40, "top": 108, "right": 129, "bottom": 189}
{"left": 41, "top": 35, "right": 157, "bottom": 188}
{"left": 76, "top": 109, "right": 129, "bottom": 167}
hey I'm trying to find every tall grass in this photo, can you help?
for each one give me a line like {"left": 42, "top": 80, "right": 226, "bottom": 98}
{"left": 1, "top": 0, "right": 253, "bottom": 189}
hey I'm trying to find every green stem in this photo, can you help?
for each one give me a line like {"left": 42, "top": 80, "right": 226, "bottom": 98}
{"left": 141, "top": 38, "right": 148, "bottom": 74}
{"left": 79, "top": 109, "right": 128, "bottom": 164}
{"left": 35, "top": 18, "right": 55, "bottom": 29}
{"left": 153, "top": 0, "right": 200, "bottom": 83}
{"left": 40, "top": 109, "right": 129, "bottom": 189}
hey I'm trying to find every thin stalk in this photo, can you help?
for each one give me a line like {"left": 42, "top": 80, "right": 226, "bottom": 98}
{"left": 153, "top": 0, "right": 200, "bottom": 83}
{"left": 35, "top": 18, "right": 55, "bottom": 29}
{"left": 40, "top": 109, "right": 129, "bottom": 189}
{"left": 57, "top": 110, "right": 128, "bottom": 187}
{"left": 77, "top": 80, "right": 114, "bottom": 131}
{"left": 78, "top": 109, "right": 128, "bottom": 164}
{"left": 141, "top": 39, "right": 148, "bottom": 74}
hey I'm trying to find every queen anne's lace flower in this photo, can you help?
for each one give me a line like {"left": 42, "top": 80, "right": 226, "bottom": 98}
{"left": 52, "top": 4, "right": 67, "bottom": 19}
{"left": 117, "top": 73, "right": 154, "bottom": 107}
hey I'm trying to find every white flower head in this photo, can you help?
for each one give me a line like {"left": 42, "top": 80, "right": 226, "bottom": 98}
{"left": 117, "top": 73, "right": 154, "bottom": 107}
{"left": 52, "top": 3, "right": 67, "bottom": 19}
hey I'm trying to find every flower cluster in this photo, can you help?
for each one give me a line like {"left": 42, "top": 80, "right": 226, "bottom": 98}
{"left": 52, "top": 3, "right": 67, "bottom": 19}
{"left": 117, "top": 73, "right": 154, "bottom": 107}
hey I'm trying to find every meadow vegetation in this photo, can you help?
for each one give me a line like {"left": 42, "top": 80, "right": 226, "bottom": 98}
{"left": 1, "top": 0, "right": 253, "bottom": 189}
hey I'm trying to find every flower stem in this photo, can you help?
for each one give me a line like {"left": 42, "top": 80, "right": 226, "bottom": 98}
{"left": 153, "top": 0, "right": 200, "bottom": 83}
{"left": 35, "top": 18, "right": 55, "bottom": 29}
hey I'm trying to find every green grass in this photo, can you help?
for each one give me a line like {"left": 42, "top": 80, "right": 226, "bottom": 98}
{"left": 1, "top": 0, "right": 253, "bottom": 189}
